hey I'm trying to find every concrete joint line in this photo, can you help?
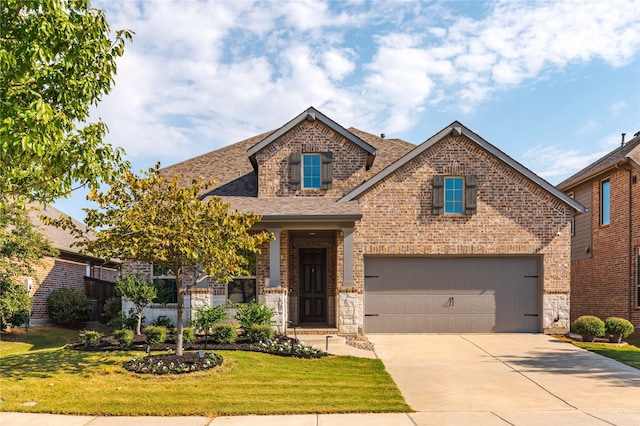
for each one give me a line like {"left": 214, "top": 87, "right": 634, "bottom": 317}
{"left": 491, "top": 411, "right": 516, "bottom": 426}
{"left": 457, "top": 336, "right": 580, "bottom": 411}
{"left": 405, "top": 412, "right": 418, "bottom": 426}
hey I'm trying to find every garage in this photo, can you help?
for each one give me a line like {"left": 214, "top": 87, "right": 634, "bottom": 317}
{"left": 364, "top": 256, "right": 540, "bottom": 333}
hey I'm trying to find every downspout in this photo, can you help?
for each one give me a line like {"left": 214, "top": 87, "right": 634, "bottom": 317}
{"left": 629, "top": 168, "right": 633, "bottom": 321}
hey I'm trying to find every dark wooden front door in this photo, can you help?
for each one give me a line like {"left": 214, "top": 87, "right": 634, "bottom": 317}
{"left": 299, "top": 248, "right": 327, "bottom": 323}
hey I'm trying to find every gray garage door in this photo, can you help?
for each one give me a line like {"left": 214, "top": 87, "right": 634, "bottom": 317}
{"left": 364, "top": 256, "right": 540, "bottom": 333}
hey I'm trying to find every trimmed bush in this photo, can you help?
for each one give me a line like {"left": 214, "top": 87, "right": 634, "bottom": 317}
{"left": 213, "top": 324, "right": 237, "bottom": 344}
{"left": 604, "top": 317, "right": 634, "bottom": 339}
{"left": 153, "top": 315, "right": 174, "bottom": 329}
{"left": 234, "top": 300, "right": 274, "bottom": 331}
{"left": 246, "top": 324, "right": 274, "bottom": 343}
{"left": 48, "top": 287, "right": 91, "bottom": 323}
{"left": 182, "top": 326, "right": 196, "bottom": 343}
{"left": 143, "top": 325, "right": 168, "bottom": 344}
{"left": 113, "top": 329, "right": 134, "bottom": 346}
{"left": 571, "top": 315, "right": 605, "bottom": 337}
{"left": 78, "top": 330, "right": 103, "bottom": 347}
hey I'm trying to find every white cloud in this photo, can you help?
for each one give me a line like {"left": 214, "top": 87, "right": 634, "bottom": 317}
{"left": 609, "top": 101, "right": 628, "bottom": 114}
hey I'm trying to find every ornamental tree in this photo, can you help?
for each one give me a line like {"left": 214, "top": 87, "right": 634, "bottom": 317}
{"left": 0, "top": 0, "right": 132, "bottom": 203}
{"left": 55, "top": 164, "right": 273, "bottom": 355}
{"left": 115, "top": 273, "right": 157, "bottom": 336}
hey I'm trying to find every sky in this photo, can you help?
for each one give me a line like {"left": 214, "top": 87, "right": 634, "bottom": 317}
{"left": 53, "top": 0, "right": 640, "bottom": 221}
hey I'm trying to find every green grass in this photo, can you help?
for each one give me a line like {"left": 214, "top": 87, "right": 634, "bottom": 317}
{"left": 573, "top": 341, "right": 640, "bottom": 370}
{"left": 0, "top": 327, "right": 410, "bottom": 416}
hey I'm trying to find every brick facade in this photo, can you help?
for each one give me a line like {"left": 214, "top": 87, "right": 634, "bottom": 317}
{"left": 568, "top": 166, "right": 640, "bottom": 327}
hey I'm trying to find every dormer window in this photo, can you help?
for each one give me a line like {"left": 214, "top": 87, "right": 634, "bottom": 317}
{"left": 303, "top": 154, "right": 321, "bottom": 189}
{"left": 290, "top": 151, "right": 333, "bottom": 190}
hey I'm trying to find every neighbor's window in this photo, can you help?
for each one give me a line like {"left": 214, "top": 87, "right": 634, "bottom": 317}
{"left": 600, "top": 179, "right": 610, "bottom": 225}
{"left": 302, "top": 154, "right": 321, "bottom": 189}
{"left": 152, "top": 264, "right": 177, "bottom": 304}
{"left": 568, "top": 192, "right": 575, "bottom": 236}
{"left": 444, "top": 177, "right": 464, "bottom": 214}
{"left": 228, "top": 251, "right": 257, "bottom": 304}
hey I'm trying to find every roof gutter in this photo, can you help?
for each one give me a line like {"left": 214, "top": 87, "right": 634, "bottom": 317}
{"left": 558, "top": 159, "right": 629, "bottom": 192}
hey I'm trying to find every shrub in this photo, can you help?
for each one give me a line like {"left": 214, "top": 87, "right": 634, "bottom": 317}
{"left": 182, "top": 326, "right": 196, "bottom": 343}
{"left": 152, "top": 315, "right": 174, "bottom": 329}
{"left": 78, "top": 330, "right": 103, "bottom": 347}
{"left": 122, "top": 308, "right": 143, "bottom": 331}
{"left": 143, "top": 325, "right": 168, "bottom": 344}
{"left": 213, "top": 324, "right": 237, "bottom": 344}
{"left": 604, "top": 317, "right": 634, "bottom": 338}
{"left": 113, "top": 329, "right": 134, "bottom": 346}
{"left": 102, "top": 297, "right": 122, "bottom": 329}
{"left": 48, "top": 287, "right": 91, "bottom": 323}
{"left": 192, "top": 305, "right": 228, "bottom": 334}
{"left": 0, "top": 279, "right": 31, "bottom": 329}
{"left": 234, "top": 300, "right": 274, "bottom": 331}
{"left": 246, "top": 324, "right": 274, "bottom": 343}
{"left": 571, "top": 315, "right": 605, "bottom": 337}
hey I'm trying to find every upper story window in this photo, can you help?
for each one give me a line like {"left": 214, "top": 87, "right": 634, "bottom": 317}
{"left": 290, "top": 152, "right": 333, "bottom": 191}
{"left": 444, "top": 177, "right": 464, "bottom": 214}
{"left": 432, "top": 174, "right": 477, "bottom": 215}
{"left": 568, "top": 192, "right": 575, "bottom": 236}
{"left": 600, "top": 179, "right": 610, "bottom": 225}
{"left": 302, "top": 154, "right": 321, "bottom": 189}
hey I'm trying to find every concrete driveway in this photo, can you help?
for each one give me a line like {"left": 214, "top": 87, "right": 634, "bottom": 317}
{"left": 368, "top": 334, "right": 640, "bottom": 426}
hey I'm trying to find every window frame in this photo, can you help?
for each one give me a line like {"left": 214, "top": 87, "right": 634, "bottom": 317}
{"left": 302, "top": 153, "right": 322, "bottom": 189}
{"left": 227, "top": 251, "right": 257, "bottom": 304}
{"left": 444, "top": 176, "right": 465, "bottom": 215}
{"left": 152, "top": 264, "right": 177, "bottom": 305}
{"left": 600, "top": 178, "right": 610, "bottom": 226}
{"left": 568, "top": 192, "right": 575, "bottom": 236}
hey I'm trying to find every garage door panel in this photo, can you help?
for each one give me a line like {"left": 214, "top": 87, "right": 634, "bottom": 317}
{"left": 364, "top": 257, "right": 540, "bottom": 333}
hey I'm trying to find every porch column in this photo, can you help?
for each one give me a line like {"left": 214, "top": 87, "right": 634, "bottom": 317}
{"left": 268, "top": 228, "right": 281, "bottom": 288}
{"left": 342, "top": 227, "right": 354, "bottom": 288}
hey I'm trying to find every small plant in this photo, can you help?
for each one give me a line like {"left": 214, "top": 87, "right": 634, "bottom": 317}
{"left": 192, "top": 305, "right": 228, "bottom": 333}
{"left": 116, "top": 273, "right": 156, "bottom": 335}
{"left": 571, "top": 315, "right": 605, "bottom": 338}
{"left": 234, "top": 300, "right": 274, "bottom": 332}
{"left": 143, "top": 325, "right": 168, "bottom": 344}
{"left": 604, "top": 317, "right": 634, "bottom": 341}
{"left": 213, "top": 324, "right": 237, "bottom": 344}
{"left": 246, "top": 324, "right": 274, "bottom": 343}
{"left": 153, "top": 315, "right": 174, "bottom": 329}
{"left": 124, "top": 352, "right": 223, "bottom": 375}
{"left": 113, "top": 329, "right": 134, "bottom": 346}
{"left": 182, "top": 326, "right": 196, "bottom": 343}
{"left": 102, "top": 297, "right": 122, "bottom": 329}
{"left": 122, "top": 308, "right": 143, "bottom": 331}
{"left": 78, "top": 330, "right": 103, "bottom": 347}
{"left": 252, "top": 339, "right": 328, "bottom": 358}
{"left": 48, "top": 287, "right": 91, "bottom": 323}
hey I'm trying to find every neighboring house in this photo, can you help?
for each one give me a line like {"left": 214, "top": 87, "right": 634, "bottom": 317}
{"left": 26, "top": 205, "right": 119, "bottom": 325}
{"left": 558, "top": 132, "right": 640, "bottom": 328}
{"left": 128, "top": 107, "right": 583, "bottom": 334}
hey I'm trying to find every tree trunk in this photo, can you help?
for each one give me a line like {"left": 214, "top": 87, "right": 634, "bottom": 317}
{"left": 136, "top": 312, "right": 142, "bottom": 335}
{"left": 176, "top": 285, "right": 185, "bottom": 356}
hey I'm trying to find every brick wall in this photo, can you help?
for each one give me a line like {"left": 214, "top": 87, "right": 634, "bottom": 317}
{"left": 354, "top": 134, "right": 573, "bottom": 327}
{"left": 570, "top": 166, "right": 640, "bottom": 327}
{"left": 255, "top": 120, "right": 369, "bottom": 198}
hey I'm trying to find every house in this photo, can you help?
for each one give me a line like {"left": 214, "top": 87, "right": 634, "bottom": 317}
{"left": 129, "top": 107, "right": 583, "bottom": 334}
{"left": 26, "top": 205, "right": 119, "bottom": 325}
{"left": 557, "top": 132, "right": 640, "bottom": 328}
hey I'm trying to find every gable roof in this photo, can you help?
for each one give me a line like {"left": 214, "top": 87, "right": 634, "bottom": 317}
{"left": 340, "top": 121, "right": 586, "bottom": 214}
{"left": 247, "top": 106, "right": 377, "bottom": 170}
{"left": 557, "top": 133, "right": 640, "bottom": 190}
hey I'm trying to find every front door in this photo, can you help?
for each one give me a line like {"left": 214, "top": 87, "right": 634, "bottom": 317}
{"left": 299, "top": 248, "right": 327, "bottom": 323}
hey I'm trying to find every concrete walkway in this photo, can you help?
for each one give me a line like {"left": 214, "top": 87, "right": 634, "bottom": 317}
{"left": 2, "top": 334, "right": 639, "bottom": 425}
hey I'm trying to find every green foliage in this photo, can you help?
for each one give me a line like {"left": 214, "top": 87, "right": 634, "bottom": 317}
{"left": 0, "top": 0, "right": 132, "bottom": 203}
{"left": 213, "top": 324, "right": 237, "bottom": 344}
{"left": 60, "top": 164, "right": 273, "bottom": 355}
{"left": 604, "top": 317, "right": 634, "bottom": 338}
{"left": 246, "top": 324, "right": 274, "bottom": 343}
{"left": 116, "top": 273, "right": 156, "bottom": 335}
{"left": 152, "top": 315, "right": 174, "bottom": 329}
{"left": 143, "top": 325, "right": 168, "bottom": 344}
{"left": 102, "top": 297, "right": 122, "bottom": 329}
{"left": 113, "top": 329, "right": 134, "bottom": 347}
{"left": 182, "top": 326, "right": 196, "bottom": 344}
{"left": 192, "top": 305, "right": 228, "bottom": 334}
{"left": 571, "top": 315, "right": 606, "bottom": 337}
{"left": 122, "top": 308, "right": 142, "bottom": 331}
{"left": 47, "top": 287, "right": 91, "bottom": 323}
{"left": 78, "top": 330, "right": 102, "bottom": 347}
{"left": 0, "top": 279, "right": 31, "bottom": 329}
{"left": 234, "top": 300, "right": 274, "bottom": 331}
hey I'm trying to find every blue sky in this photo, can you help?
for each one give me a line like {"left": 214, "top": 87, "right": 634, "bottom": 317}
{"left": 53, "top": 0, "right": 640, "bottom": 221}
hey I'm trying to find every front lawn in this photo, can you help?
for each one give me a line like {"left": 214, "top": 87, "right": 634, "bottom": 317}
{"left": 0, "top": 327, "right": 410, "bottom": 416}
{"left": 572, "top": 341, "right": 640, "bottom": 370}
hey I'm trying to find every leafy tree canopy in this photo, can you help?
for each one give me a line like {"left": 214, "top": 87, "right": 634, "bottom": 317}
{"left": 116, "top": 273, "right": 156, "bottom": 335}
{"left": 0, "top": 0, "right": 132, "bottom": 203}
{"left": 56, "top": 164, "right": 274, "bottom": 354}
